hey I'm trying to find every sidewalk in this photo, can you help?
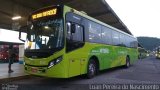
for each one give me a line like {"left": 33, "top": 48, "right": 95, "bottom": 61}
{"left": 0, "top": 63, "right": 28, "bottom": 81}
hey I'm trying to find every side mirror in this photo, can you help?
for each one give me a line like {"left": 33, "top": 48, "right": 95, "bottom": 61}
{"left": 19, "top": 27, "right": 25, "bottom": 42}
{"left": 71, "top": 24, "right": 76, "bottom": 33}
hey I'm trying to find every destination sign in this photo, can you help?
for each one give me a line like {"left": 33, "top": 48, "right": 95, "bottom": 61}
{"left": 32, "top": 8, "right": 57, "bottom": 20}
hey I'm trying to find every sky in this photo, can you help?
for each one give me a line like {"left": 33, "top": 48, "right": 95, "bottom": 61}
{"left": 106, "top": 0, "right": 160, "bottom": 38}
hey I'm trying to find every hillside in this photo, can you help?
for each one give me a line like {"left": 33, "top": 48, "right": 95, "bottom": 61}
{"left": 137, "top": 37, "right": 160, "bottom": 51}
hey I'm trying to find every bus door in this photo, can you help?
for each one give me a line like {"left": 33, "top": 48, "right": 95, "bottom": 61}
{"left": 66, "top": 13, "right": 85, "bottom": 77}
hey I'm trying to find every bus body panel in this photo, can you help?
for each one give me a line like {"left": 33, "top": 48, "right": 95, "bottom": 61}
{"left": 66, "top": 42, "right": 138, "bottom": 78}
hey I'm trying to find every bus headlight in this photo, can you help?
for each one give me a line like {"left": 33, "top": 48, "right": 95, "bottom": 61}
{"left": 48, "top": 56, "right": 63, "bottom": 69}
{"left": 23, "top": 61, "right": 25, "bottom": 65}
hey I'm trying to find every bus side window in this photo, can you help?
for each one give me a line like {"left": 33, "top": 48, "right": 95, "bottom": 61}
{"left": 66, "top": 22, "right": 84, "bottom": 52}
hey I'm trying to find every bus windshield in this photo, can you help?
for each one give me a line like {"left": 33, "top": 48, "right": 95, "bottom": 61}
{"left": 25, "top": 18, "right": 64, "bottom": 50}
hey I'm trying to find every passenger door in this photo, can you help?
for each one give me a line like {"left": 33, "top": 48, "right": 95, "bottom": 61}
{"left": 66, "top": 22, "right": 85, "bottom": 77}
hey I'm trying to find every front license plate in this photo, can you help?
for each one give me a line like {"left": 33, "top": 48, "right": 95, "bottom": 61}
{"left": 31, "top": 67, "right": 38, "bottom": 73}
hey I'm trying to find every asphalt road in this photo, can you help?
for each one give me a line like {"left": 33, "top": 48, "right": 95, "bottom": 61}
{"left": 2, "top": 56, "right": 160, "bottom": 90}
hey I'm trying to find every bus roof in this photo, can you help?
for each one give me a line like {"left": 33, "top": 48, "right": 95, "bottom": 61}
{"left": 29, "top": 4, "right": 136, "bottom": 39}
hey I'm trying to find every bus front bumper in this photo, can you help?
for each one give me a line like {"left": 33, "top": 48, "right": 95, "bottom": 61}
{"left": 24, "top": 64, "right": 68, "bottom": 78}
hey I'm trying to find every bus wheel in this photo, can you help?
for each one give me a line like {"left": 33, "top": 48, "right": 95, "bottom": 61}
{"left": 125, "top": 56, "right": 130, "bottom": 68}
{"left": 87, "top": 60, "right": 96, "bottom": 79}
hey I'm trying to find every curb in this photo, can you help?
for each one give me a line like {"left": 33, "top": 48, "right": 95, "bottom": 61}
{"left": 0, "top": 75, "right": 31, "bottom": 83}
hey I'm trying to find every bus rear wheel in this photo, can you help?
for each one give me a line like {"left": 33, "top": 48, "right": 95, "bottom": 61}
{"left": 87, "top": 60, "right": 97, "bottom": 79}
{"left": 125, "top": 56, "right": 130, "bottom": 68}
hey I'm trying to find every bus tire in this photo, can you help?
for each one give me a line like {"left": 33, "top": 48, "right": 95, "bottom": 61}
{"left": 86, "top": 60, "right": 97, "bottom": 79}
{"left": 125, "top": 56, "right": 130, "bottom": 68}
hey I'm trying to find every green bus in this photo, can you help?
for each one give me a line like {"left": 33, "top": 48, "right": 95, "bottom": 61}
{"left": 138, "top": 47, "right": 148, "bottom": 59}
{"left": 19, "top": 5, "right": 138, "bottom": 78}
{"left": 156, "top": 47, "right": 160, "bottom": 59}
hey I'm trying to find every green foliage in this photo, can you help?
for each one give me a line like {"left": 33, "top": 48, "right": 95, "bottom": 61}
{"left": 137, "top": 37, "right": 160, "bottom": 51}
